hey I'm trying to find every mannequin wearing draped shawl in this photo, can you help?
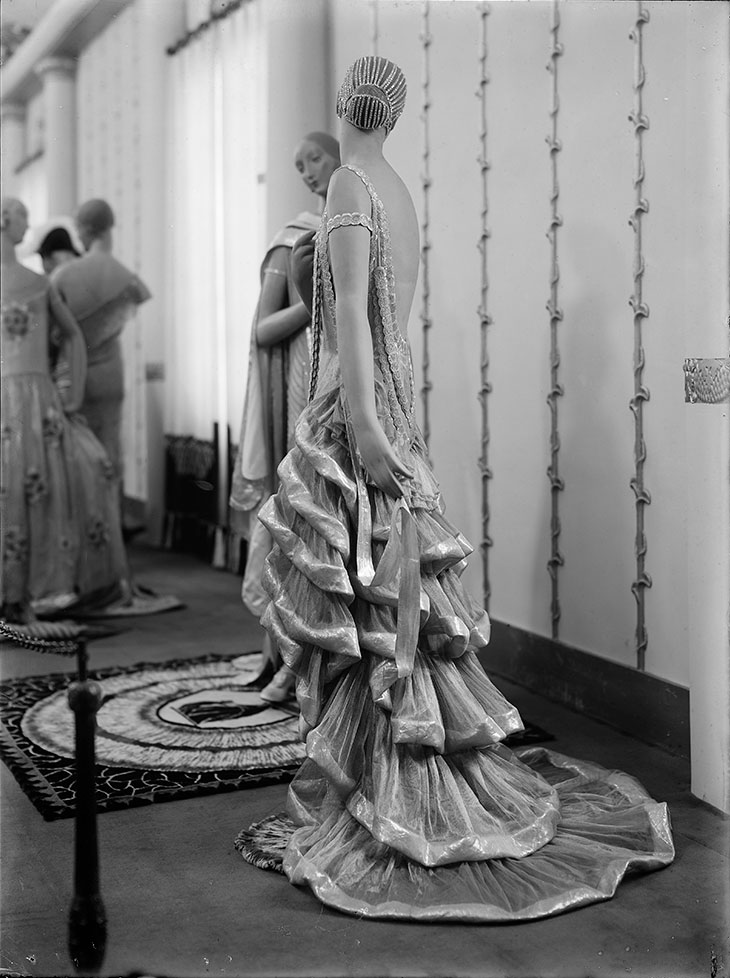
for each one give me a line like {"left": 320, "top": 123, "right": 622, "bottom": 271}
{"left": 0, "top": 199, "right": 127, "bottom": 622}
{"left": 230, "top": 133, "right": 341, "bottom": 702}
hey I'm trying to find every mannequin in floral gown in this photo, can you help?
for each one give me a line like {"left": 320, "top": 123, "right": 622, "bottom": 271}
{"left": 0, "top": 198, "right": 127, "bottom": 622}
{"left": 236, "top": 58, "right": 674, "bottom": 921}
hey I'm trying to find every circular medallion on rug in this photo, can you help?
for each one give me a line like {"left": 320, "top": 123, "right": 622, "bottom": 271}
{"left": 0, "top": 652, "right": 306, "bottom": 818}
{"left": 20, "top": 652, "right": 304, "bottom": 772}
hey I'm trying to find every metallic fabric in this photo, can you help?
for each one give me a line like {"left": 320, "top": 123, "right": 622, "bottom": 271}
{"left": 253, "top": 164, "right": 674, "bottom": 921}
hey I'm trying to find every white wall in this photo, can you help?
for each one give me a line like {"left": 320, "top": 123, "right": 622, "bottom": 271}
{"left": 330, "top": 0, "right": 728, "bottom": 694}
{"left": 263, "top": 0, "right": 332, "bottom": 242}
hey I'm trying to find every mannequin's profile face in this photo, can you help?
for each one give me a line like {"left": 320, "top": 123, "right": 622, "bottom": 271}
{"left": 1, "top": 199, "right": 29, "bottom": 245}
{"left": 294, "top": 140, "right": 339, "bottom": 199}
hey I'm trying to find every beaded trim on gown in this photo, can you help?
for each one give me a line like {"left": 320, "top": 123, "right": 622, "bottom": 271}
{"left": 239, "top": 165, "right": 674, "bottom": 921}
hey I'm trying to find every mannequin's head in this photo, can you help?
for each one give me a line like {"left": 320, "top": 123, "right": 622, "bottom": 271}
{"left": 38, "top": 226, "right": 80, "bottom": 274}
{"left": 293, "top": 132, "right": 340, "bottom": 199}
{"left": 0, "top": 198, "right": 29, "bottom": 246}
{"left": 336, "top": 56, "right": 407, "bottom": 135}
{"left": 75, "top": 198, "right": 115, "bottom": 250}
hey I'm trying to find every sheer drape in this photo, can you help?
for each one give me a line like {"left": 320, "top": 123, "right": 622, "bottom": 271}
{"left": 165, "top": 1, "right": 266, "bottom": 558}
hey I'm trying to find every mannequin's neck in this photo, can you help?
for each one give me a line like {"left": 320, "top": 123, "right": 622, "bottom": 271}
{"left": 89, "top": 233, "right": 112, "bottom": 255}
{"left": 339, "top": 124, "right": 386, "bottom": 168}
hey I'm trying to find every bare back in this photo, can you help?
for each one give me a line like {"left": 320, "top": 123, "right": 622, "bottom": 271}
{"left": 359, "top": 160, "right": 420, "bottom": 338}
{"left": 328, "top": 159, "right": 419, "bottom": 341}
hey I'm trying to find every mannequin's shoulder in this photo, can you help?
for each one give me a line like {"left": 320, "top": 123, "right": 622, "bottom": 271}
{"left": 327, "top": 166, "right": 372, "bottom": 213}
{"left": 1, "top": 262, "right": 47, "bottom": 298}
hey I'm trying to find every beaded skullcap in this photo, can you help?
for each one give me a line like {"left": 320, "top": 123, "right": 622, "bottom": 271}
{"left": 336, "top": 56, "right": 407, "bottom": 133}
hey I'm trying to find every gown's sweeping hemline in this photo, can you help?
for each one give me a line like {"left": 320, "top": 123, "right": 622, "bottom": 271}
{"left": 237, "top": 747, "right": 674, "bottom": 923}
{"left": 250, "top": 386, "right": 675, "bottom": 921}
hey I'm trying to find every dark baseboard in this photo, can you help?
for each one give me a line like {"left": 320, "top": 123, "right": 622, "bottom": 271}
{"left": 480, "top": 619, "right": 690, "bottom": 760}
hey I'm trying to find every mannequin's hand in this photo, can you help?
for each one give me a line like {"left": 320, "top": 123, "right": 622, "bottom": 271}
{"left": 291, "top": 231, "right": 316, "bottom": 313}
{"left": 355, "top": 420, "right": 413, "bottom": 499}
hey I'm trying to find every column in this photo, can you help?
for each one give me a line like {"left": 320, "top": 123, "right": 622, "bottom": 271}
{"left": 0, "top": 102, "right": 27, "bottom": 198}
{"left": 36, "top": 56, "right": 77, "bottom": 216}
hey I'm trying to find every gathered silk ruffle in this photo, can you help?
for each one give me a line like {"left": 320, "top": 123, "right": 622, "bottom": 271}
{"left": 256, "top": 376, "right": 675, "bottom": 921}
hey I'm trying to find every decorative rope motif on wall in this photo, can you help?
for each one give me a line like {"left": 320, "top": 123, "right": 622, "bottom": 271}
{"left": 546, "top": 0, "right": 565, "bottom": 640}
{"left": 420, "top": 1, "right": 433, "bottom": 449}
{"left": 476, "top": 2, "right": 493, "bottom": 612}
{"left": 683, "top": 358, "right": 730, "bottom": 404}
{"left": 370, "top": 0, "right": 379, "bottom": 56}
{"left": 628, "top": 3, "right": 652, "bottom": 671}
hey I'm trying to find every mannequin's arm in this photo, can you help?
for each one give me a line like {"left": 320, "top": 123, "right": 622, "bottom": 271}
{"left": 255, "top": 246, "right": 310, "bottom": 347}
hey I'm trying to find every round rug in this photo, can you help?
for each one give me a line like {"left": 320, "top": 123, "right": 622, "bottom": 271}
{"left": 20, "top": 652, "right": 306, "bottom": 772}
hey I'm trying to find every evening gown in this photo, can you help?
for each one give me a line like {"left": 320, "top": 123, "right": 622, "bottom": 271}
{"left": 1, "top": 276, "right": 127, "bottom": 616}
{"left": 241, "top": 165, "right": 674, "bottom": 921}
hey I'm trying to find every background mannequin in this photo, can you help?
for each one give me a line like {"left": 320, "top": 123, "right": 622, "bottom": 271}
{"left": 0, "top": 198, "right": 127, "bottom": 621}
{"left": 230, "top": 133, "right": 341, "bottom": 704}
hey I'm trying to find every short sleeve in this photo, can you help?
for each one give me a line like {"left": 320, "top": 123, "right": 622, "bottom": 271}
{"left": 326, "top": 212, "right": 374, "bottom": 236}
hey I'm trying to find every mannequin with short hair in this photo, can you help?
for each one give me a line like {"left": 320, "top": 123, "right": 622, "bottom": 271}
{"left": 52, "top": 198, "right": 151, "bottom": 497}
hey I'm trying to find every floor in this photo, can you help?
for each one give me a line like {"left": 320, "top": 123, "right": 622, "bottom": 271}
{"left": 1, "top": 544, "right": 728, "bottom": 978}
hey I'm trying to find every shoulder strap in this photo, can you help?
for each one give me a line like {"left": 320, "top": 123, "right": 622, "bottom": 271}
{"left": 332, "top": 164, "right": 383, "bottom": 263}
{"left": 337, "top": 163, "right": 376, "bottom": 198}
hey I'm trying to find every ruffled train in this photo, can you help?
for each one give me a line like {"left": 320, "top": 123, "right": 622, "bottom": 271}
{"left": 250, "top": 383, "right": 674, "bottom": 921}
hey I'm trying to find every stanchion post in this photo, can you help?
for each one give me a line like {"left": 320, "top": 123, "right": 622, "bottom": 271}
{"left": 67, "top": 675, "right": 107, "bottom": 974}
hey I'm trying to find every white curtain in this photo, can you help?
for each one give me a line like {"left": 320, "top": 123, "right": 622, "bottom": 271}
{"left": 165, "top": 1, "right": 266, "bottom": 520}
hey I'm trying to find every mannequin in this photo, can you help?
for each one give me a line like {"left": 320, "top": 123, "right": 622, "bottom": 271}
{"left": 38, "top": 225, "right": 80, "bottom": 276}
{"left": 53, "top": 199, "right": 151, "bottom": 500}
{"left": 237, "top": 56, "right": 674, "bottom": 922}
{"left": 1, "top": 198, "right": 126, "bottom": 621}
{"left": 230, "top": 133, "right": 341, "bottom": 704}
